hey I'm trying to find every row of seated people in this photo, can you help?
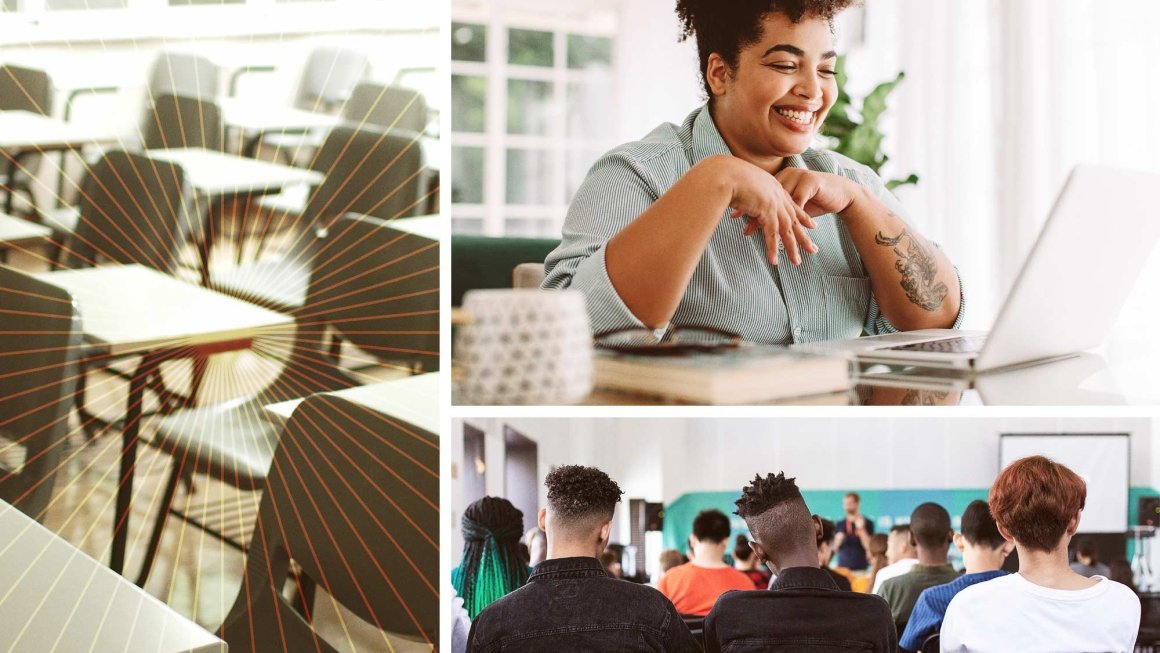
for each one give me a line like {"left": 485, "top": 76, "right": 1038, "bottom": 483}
{"left": 450, "top": 456, "right": 1141, "bottom": 652}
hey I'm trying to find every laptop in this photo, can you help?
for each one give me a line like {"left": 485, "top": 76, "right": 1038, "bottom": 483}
{"left": 793, "top": 165, "right": 1160, "bottom": 372}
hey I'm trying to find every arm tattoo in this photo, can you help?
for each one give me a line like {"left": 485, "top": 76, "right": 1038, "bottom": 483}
{"left": 874, "top": 229, "right": 948, "bottom": 311}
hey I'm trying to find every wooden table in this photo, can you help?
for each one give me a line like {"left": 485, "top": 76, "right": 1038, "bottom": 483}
{"left": 263, "top": 372, "right": 439, "bottom": 434}
{"left": 36, "top": 264, "right": 293, "bottom": 577}
{"left": 0, "top": 500, "right": 225, "bottom": 652}
{"left": 0, "top": 110, "right": 118, "bottom": 213}
{"left": 0, "top": 211, "right": 51, "bottom": 261}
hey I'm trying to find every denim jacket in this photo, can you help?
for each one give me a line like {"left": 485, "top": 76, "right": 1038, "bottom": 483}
{"left": 466, "top": 556, "right": 701, "bottom": 652}
{"left": 704, "top": 566, "right": 899, "bottom": 652}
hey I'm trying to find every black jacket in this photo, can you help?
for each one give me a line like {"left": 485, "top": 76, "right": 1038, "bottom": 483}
{"left": 466, "top": 556, "right": 701, "bottom": 652}
{"left": 704, "top": 566, "right": 898, "bottom": 652}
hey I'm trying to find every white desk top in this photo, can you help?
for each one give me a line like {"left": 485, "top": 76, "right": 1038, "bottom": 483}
{"left": 219, "top": 97, "right": 344, "bottom": 134}
{"left": 145, "top": 148, "right": 323, "bottom": 198}
{"left": 35, "top": 264, "right": 292, "bottom": 357}
{"left": 264, "top": 372, "right": 439, "bottom": 435}
{"left": 0, "top": 212, "right": 51, "bottom": 247}
{"left": 0, "top": 502, "right": 225, "bottom": 653}
{"left": 382, "top": 214, "right": 442, "bottom": 241}
{"left": 0, "top": 110, "right": 117, "bottom": 151}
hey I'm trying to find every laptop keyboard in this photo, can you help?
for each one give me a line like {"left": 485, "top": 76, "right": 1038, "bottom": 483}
{"left": 887, "top": 336, "right": 988, "bottom": 354}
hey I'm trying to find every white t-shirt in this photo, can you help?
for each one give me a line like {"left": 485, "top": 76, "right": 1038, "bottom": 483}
{"left": 872, "top": 558, "right": 919, "bottom": 594}
{"left": 940, "top": 573, "right": 1140, "bottom": 652}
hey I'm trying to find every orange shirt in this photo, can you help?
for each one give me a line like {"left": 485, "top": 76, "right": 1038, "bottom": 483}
{"left": 657, "top": 562, "right": 755, "bottom": 616}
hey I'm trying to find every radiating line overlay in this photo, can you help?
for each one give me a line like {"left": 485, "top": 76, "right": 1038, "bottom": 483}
{"left": 0, "top": 27, "right": 441, "bottom": 652}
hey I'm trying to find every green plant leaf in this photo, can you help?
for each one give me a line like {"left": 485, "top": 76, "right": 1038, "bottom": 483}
{"left": 886, "top": 174, "right": 920, "bottom": 190}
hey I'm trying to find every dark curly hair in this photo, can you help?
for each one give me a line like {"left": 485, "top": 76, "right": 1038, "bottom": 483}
{"left": 692, "top": 509, "right": 732, "bottom": 543}
{"left": 545, "top": 465, "right": 624, "bottom": 521}
{"left": 676, "top": 0, "right": 860, "bottom": 98}
{"left": 734, "top": 472, "right": 803, "bottom": 518}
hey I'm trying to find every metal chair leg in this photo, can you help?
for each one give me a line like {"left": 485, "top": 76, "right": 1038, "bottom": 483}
{"left": 135, "top": 459, "right": 183, "bottom": 587}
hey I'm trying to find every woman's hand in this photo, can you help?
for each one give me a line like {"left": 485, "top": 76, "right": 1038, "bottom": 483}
{"left": 774, "top": 168, "right": 865, "bottom": 217}
{"left": 719, "top": 157, "right": 819, "bottom": 266}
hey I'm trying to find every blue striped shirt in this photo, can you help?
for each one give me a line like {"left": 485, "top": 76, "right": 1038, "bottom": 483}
{"left": 542, "top": 105, "right": 965, "bottom": 344}
{"left": 898, "top": 570, "right": 1008, "bottom": 651}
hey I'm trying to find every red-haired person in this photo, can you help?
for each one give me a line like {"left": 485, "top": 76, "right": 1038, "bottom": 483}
{"left": 941, "top": 456, "right": 1140, "bottom": 651}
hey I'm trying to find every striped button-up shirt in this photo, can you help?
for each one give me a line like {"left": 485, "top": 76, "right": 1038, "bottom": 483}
{"left": 542, "top": 105, "right": 965, "bottom": 345}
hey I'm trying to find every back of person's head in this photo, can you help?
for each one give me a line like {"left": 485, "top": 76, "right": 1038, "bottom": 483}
{"left": 960, "top": 500, "right": 1005, "bottom": 549}
{"left": 885, "top": 524, "right": 913, "bottom": 563}
{"left": 455, "top": 496, "right": 530, "bottom": 619}
{"left": 989, "top": 455, "right": 1086, "bottom": 552}
{"left": 817, "top": 518, "right": 837, "bottom": 545}
{"left": 659, "top": 548, "right": 686, "bottom": 573}
{"left": 909, "top": 502, "right": 953, "bottom": 554}
{"left": 693, "top": 509, "right": 732, "bottom": 544}
{"left": 868, "top": 532, "right": 889, "bottom": 565}
{"left": 734, "top": 534, "right": 755, "bottom": 562}
{"left": 544, "top": 465, "right": 624, "bottom": 543}
{"left": 734, "top": 472, "right": 816, "bottom": 571}
{"left": 1074, "top": 536, "right": 1100, "bottom": 564}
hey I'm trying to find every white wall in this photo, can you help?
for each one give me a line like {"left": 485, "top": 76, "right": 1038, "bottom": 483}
{"left": 449, "top": 416, "right": 1158, "bottom": 558}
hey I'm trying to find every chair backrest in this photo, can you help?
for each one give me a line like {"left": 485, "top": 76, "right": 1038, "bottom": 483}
{"left": 300, "top": 213, "right": 439, "bottom": 372}
{"left": 0, "top": 65, "right": 52, "bottom": 114}
{"left": 64, "top": 150, "right": 190, "bottom": 273}
{"left": 217, "top": 393, "right": 438, "bottom": 652}
{"left": 920, "top": 633, "right": 940, "bottom": 653}
{"left": 341, "top": 82, "right": 428, "bottom": 133}
{"left": 303, "top": 124, "right": 426, "bottom": 226}
{"left": 0, "top": 267, "right": 82, "bottom": 522}
{"left": 141, "top": 93, "right": 223, "bottom": 151}
{"left": 148, "top": 52, "right": 219, "bottom": 101}
{"left": 682, "top": 615, "right": 706, "bottom": 649}
{"left": 513, "top": 262, "right": 546, "bottom": 288}
{"left": 294, "top": 46, "right": 369, "bottom": 111}
{"left": 450, "top": 235, "right": 560, "bottom": 305}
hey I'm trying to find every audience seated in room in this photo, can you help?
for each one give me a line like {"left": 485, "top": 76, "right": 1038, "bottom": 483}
{"left": 703, "top": 472, "right": 898, "bottom": 652}
{"left": 658, "top": 509, "right": 756, "bottom": 616}
{"left": 940, "top": 456, "right": 1141, "bottom": 652}
{"left": 872, "top": 525, "right": 919, "bottom": 593}
{"left": 898, "top": 500, "right": 1012, "bottom": 650}
{"left": 876, "top": 503, "right": 960, "bottom": 631}
{"left": 466, "top": 465, "right": 700, "bottom": 652}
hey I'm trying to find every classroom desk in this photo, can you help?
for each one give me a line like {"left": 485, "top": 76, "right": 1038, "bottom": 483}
{"left": 0, "top": 211, "right": 51, "bottom": 261}
{"left": 145, "top": 147, "right": 324, "bottom": 283}
{"left": 218, "top": 97, "right": 344, "bottom": 158}
{"left": 0, "top": 110, "right": 118, "bottom": 213}
{"left": 0, "top": 500, "right": 225, "bottom": 652}
{"left": 263, "top": 372, "right": 439, "bottom": 434}
{"left": 35, "top": 264, "right": 293, "bottom": 577}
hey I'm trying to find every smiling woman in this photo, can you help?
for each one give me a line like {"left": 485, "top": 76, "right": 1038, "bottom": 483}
{"left": 541, "top": 0, "right": 964, "bottom": 343}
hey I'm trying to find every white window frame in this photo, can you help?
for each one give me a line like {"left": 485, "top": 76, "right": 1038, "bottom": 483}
{"left": 451, "top": 6, "right": 617, "bottom": 237}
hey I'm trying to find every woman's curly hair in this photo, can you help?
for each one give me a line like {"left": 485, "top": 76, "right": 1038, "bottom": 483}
{"left": 676, "top": 0, "right": 859, "bottom": 98}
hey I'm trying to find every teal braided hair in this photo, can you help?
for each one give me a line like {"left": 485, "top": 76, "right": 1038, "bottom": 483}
{"left": 454, "top": 497, "right": 529, "bottom": 620}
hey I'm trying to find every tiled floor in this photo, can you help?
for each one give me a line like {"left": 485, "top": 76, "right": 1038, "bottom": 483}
{"left": 5, "top": 234, "right": 432, "bottom": 652}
